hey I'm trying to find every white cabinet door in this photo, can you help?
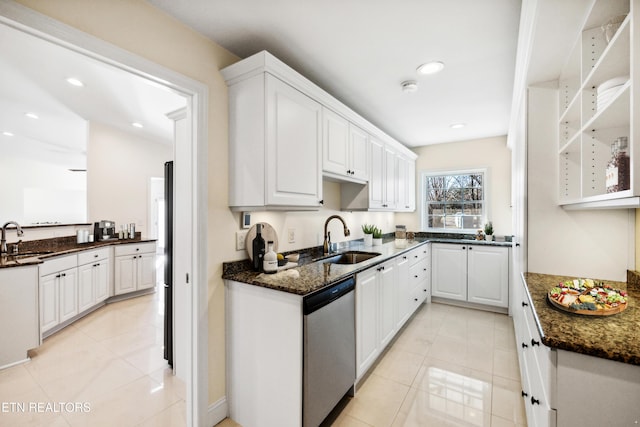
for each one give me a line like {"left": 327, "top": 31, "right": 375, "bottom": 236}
{"left": 378, "top": 260, "right": 397, "bottom": 349}
{"left": 77, "top": 263, "right": 94, "bottom": 313}
{"left": 349, "top": 124, "right": 369, "bottom": 181}
{"left": 369, "top": 137, "right": 385, "bottom": 209}
{"left": 114, "top": 255, "right": 136, "bottom": 295}
{"left": 431, "top": 243, "right": 467, "bottom": 301}
{"left": 395, "top": 254, "right": 411, "bottom": 328}
{"left": 467, "top": 246, "right": 509, "bottom": 308}
{"left": 396, "top": 155, "right": 416, "bottom": 211}
{"left": 266, "top": 74, "right": 323, "bottom": 208}
{"left": 95, "top": 261, "right": 109, "bottom": 303}
{"left": 40, "top": 273, "right": 58, "bottom": 333}
{"left": 58, "top": 268, "right": 78, "bottom": 323}
{"left": 356, "top": 268, "right": 379, "bottom": 378}
{"left": 137, "top": 253, "right": 156, "bottom": 290}
{"left": 322, "top": 107, "right": 349, "bottom": 176}
{"left": 384, "top": 146, "right": 397, "bottom": 209}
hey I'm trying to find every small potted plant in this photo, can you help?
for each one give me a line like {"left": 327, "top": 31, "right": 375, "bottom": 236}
{"left": 372, "top": 226, "right": 383, "bottom": 246}
{"left": 484, "top": 221, "right": 494, "bottom": 241}
{"left": 362, "top": 224, "right": 375, "bottom": 246}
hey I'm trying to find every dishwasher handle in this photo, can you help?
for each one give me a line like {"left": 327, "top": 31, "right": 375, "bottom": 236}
{"left": 303, "top": 276, "right": 355, "bottom": 315}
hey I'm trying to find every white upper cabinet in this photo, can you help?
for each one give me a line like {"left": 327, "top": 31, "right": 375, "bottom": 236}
{"left": 396, "top": 154, "right": 416, "bottom": 211}
{"left": 556, "top": 0, "right": 640, "bottom": 209}
{"left": 322, "top": 107, "right": 369, "bottom": 183}
{"left": 225, "top": 71, "right": 323, "bottom": 211}
{"left": 222, "top": 51, "right": 415, "bottom": 212}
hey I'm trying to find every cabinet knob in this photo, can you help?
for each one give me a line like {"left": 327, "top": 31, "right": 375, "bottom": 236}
{"left": 414, "top": 275, "right": 418, "bottom": 278}
{"left": 61, "top": 273, "right": 66, "bottom": 277}
{"left": 319, "top": 200, "right": 324, "bottom": 205}
{"left": 403, "top": 256, "right": 407, "bottom": 259}
{"left": 531, "top": 339, "right": 540, "bottom": 347}
{"left": 136, "top": 248, "right": 140, "bottom": 251}
{"left": 94, "top": 254, "right": 99, "bottom": 258}
{"left": 462, "top": 246, "right": 466, "bottom": 250}
{"left": 530, "top": 396, "right": 540, "bottom": 405}
{"left": 521, "top": 390, "right": 528, "bottom": 398}
{"left": 522, "top": 301, "right": 528, "bottom": 307}
{"left": 521, "top": 342, "right": 528, "bottom": 349}
{"left": 423, "top": 289, "right": 427, "bottom": 292}
{"left": 469, "top": 247, "right": 473, "bottom": 250}
{"left": 414, "top": 298, "right": 418, "bottom": 302}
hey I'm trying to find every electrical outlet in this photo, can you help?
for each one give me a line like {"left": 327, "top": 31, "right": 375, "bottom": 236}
{"left": 236, "top": 230, "right": 248, "bottom": 250}
{"left": 288, "top": 228, "right": 296, "bottom": 243}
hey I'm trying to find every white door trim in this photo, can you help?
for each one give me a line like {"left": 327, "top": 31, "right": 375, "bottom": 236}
{"left": 0, "top": 2, "right": 209, "bottom": 426}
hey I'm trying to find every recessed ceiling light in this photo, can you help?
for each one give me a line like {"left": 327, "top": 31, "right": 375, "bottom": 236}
{"left": 3, "top": 131, "right": 14, "bottom": 137}
{"left": 417, "top": 61, "right": 445, "bottom": 75}
{"left": 401, "top": 80, "right": 418, "bottom": 93}
{"left": 25, "top": 112, "right": 39, "bottom": 119}
{"left": 450, "top": 123, "right": 466, "bottom": 129}
{"left": 131, "top": 122, "right": 144, "bottom": 128}
{"left": 66, "top": 77, "right": 84, "bottom": 87}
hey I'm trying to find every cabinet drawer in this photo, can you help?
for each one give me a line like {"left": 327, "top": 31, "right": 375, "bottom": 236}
{"left": 408, "top": 246, "right": 429, "bottom": 266}
{"left": 78, "top": 247, "right": 111, "bottom": 266}
{"left": 114, "top": 242, "right": 156, "bottom": 257}
{"left": 39, "top": 254, "right": 77, "bottom": 277}
{"left": 409, "top": 259, "right": 429, "bottom": 285}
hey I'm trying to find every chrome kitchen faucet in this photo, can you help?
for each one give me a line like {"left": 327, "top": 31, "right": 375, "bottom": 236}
{"left": 1, "top": 221, "right": 24, "bottom": 257}
{"left": 323, "top": 215, "right": 350, "bottom": 255}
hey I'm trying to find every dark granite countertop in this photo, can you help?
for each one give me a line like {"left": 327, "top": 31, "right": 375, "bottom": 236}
{"left": 0, "top": 235, "right": 156, "bottom": 269}
{"left": 522, "top": 271, "right": 640, "bottom": 366}
{"left": 223, "top": 236, "right": 511, "bottom": 296}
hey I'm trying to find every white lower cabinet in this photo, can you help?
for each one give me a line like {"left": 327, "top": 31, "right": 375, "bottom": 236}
{"left": 431, "top": 243, "right": 509, "bottom": 309}
{"left": 114, "top": 242, "right": 156, "bottom": 295}
{"left": 356, "top": 258, "right": 397, "bottom": 378}
{"left": 78, "top": 248, "right": 111, "bottom": 313}
{"left": 39, "top": 254, "right": 78, "bottom": 334}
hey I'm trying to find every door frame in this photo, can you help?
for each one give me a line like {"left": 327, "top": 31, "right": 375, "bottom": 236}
{"left": 0, "top": 2, "right": 209, "bottom": 426}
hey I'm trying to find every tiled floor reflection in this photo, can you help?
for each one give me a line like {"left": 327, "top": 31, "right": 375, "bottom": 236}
{"left": 0, "top": 289, "right": 185, "bottom": 427}
{"left": 332, "top": 303, "right": 527, "bottom": 427}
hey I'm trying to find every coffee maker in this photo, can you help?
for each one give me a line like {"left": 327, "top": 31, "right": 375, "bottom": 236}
{"left": 94, "top": 220, "right": 116, "bottom": 241}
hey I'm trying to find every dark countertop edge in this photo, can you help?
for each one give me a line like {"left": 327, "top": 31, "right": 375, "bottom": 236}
{"left": 0, "top": 237, "right": 157, "bottom": 269}
{"left": 521, "top": 271, "right": 640, "bottom": 366}
{"left": 223, "top": 237, "right": 512, "bottom": 296}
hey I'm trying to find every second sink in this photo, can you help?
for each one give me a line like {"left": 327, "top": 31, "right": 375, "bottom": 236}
{"left": 323, "top": 251, "right": 381, "bottom": 265}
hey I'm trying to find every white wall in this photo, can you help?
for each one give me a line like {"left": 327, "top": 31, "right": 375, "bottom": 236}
{"left": 527, "top": 86, "right": 632, "bottom": 282}
{"left": 87, "top": 121, "right": 172, "bottom": 238}
{"left": 395, "top": 136, "right": 513, "bottom": 237}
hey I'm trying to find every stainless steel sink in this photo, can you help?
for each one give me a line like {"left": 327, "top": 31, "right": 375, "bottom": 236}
{"left": 322, "top": 251, "right": 381, "bottom": 265}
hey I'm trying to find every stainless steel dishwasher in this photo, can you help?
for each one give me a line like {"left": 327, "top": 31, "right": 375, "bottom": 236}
{"left": 303, "top": 276, "right": 356, "bottom": 427}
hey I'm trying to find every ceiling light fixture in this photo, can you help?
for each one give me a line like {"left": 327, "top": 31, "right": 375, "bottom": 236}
{"left": 131, "top": 122, "right": 144, "bottom": 128}
{"left": 417, "top": 61, "right": 445, "bottom": 75}
{"left": 25, "top": 112, "right": 39, "bottom": 119}
{"left": 66, "top": 77, "right": 84, "bottom": 87}
{"left": 3, "top": 131, "right": 14, "bottom": 137}
{"left": 401, "top": 80, "right": 418, "bottom": 93}
{"left": 450, "top": 123, "right": 466, "bottom": 129}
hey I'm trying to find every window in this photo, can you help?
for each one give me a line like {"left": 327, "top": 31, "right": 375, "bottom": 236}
{"left": 422, "top": 169, "right": 487, "bottom": 231}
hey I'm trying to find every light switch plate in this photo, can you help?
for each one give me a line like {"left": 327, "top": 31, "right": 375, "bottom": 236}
{"left": 287, "top": 228, "right": 295, "bottom": 243}
{"left": 236, "top": 230, "right": 248, "bottom": 250}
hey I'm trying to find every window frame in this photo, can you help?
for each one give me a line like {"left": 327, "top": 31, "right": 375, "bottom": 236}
{"left": 420, "top": 168, "right": 490, "bottom": 233}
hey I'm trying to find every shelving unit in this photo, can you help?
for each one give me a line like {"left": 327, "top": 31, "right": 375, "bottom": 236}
{"left": 557, "top": 0, "right": 640, "bottom": 208}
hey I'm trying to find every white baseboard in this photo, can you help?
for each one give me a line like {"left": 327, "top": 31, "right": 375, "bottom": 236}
{"left": 207, "top": 396, "right": 227, "bottom": 427}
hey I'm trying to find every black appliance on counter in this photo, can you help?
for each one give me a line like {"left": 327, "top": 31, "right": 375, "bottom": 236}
{"left": 163, "top": 161, "right": 174, "bottom": 366}
{"left": 93, "top": 220, "right": 115, "bottom": 241}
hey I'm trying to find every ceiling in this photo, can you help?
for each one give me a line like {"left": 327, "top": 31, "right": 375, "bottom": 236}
{"left": 148, "top": 0, "right": 522, "bottom": 147}
{"left": 0, "top": 22, "right": 186, "bottom": 169}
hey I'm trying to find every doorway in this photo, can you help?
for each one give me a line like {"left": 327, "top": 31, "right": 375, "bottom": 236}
{"left": 0, "top": 4, "right": 209, "bottom": 427}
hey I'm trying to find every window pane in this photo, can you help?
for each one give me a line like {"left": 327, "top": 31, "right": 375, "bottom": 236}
{"left": 423, "top": 170, "right": 485, "bottom": 231}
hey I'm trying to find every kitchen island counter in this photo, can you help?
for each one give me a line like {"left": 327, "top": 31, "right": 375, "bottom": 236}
{"left": 522, "top": 271, "right": 640, "bottom": 366}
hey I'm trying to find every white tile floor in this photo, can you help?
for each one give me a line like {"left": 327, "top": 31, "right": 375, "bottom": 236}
{"left": 218, "top": 302, "right": 527, "bottom": 427}
{"left": 0, "top": 290, "right": 185, "bottom": 427}
{"left": 330, "top": 302, "right": 527, "bottom": 427}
